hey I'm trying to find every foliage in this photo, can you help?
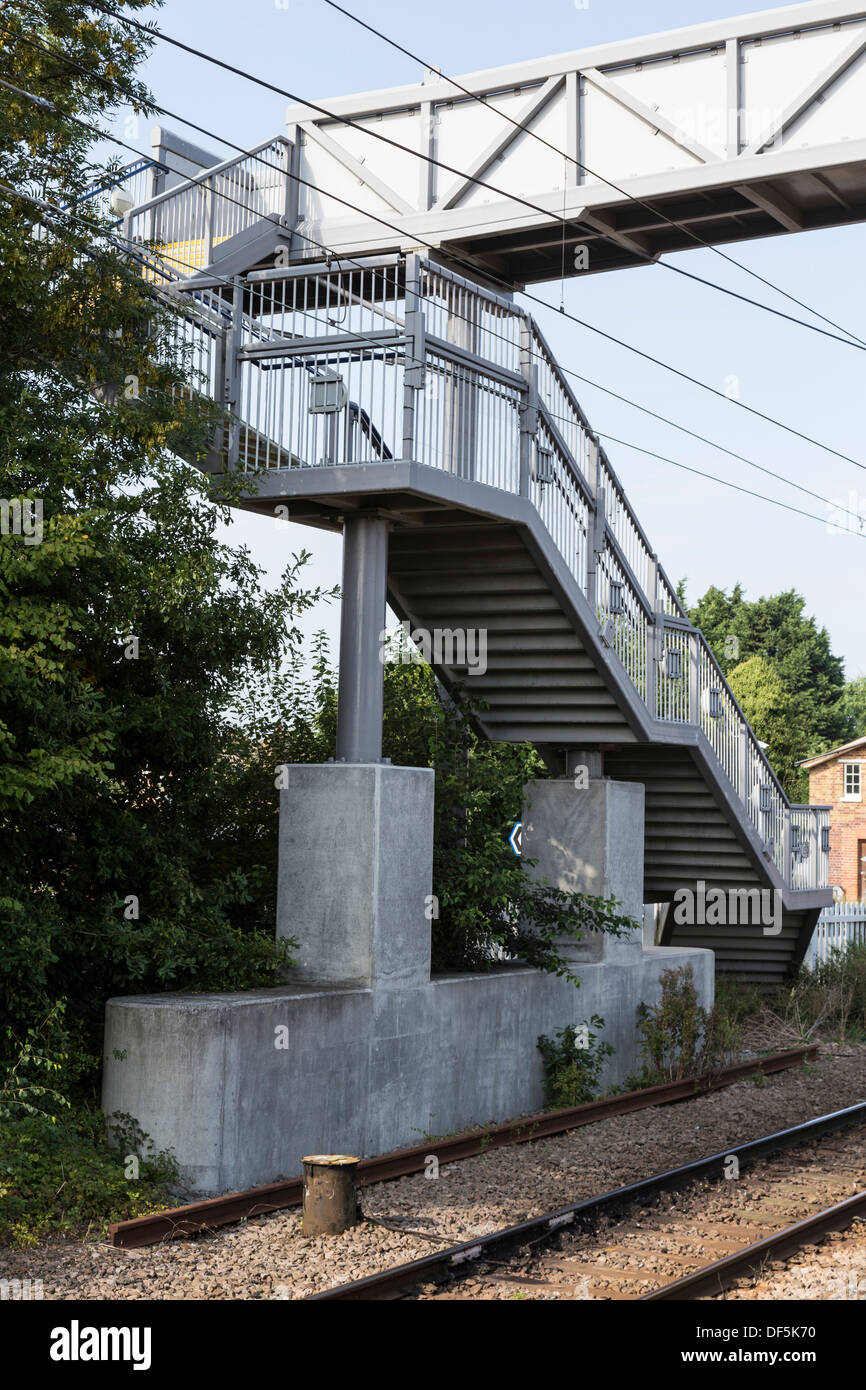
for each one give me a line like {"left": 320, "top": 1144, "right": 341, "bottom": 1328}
{"left": 727, "top": 656, "right": 799, "bottom": 790}
{"left": 0, "top": 1107, "right": 177, "bottom": 1246}
{"left": 628, "top": 964, "right": 740, "bottom": 1087}
{"left": 839, "top": 676, "right": 866, "bottom": 741}
{"left": 681, "top": 584, "right": 847, "bottom": 800}
{"left": 0, "top": 2, "right": 327, "bottom": 1074}
{"left": 537, "top": 1015, "right": 613, "bottom": 1109}
{"left": 768, "top": 945, "right": 866, "bottom": 1043}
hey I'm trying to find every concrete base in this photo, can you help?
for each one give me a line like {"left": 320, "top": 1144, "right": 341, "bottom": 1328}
{"left": 102, "top": 766, "right": 713, "bottom": 1193}
{"left": 102, "top": 946, "right": 713, "bottom": 1193}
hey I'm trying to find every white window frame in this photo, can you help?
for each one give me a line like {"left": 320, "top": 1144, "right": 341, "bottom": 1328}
{"left": 842, "top": 761, "right": 863, "bottom": 802}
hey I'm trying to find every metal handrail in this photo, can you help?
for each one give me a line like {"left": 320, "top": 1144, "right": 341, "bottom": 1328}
{"left": 123, "top": 136, "right": 292, "bottom": 219}
{"left": 120, "top": 240, "right": 828, "bottom": 890}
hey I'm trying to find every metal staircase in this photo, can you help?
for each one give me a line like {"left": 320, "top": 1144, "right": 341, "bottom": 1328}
{"left": 98, "top": 127, "right": 832, "bottom": 987}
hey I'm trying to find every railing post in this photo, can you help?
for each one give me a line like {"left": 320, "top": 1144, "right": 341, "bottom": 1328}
{"left": 810, "top": 809, "right": 819, "bottom": 890}
{"left": 689, "top": 630, "right": 700, "bottom": 725}
{"left": 586, "top": 435, "right": 605, "bottom": 617}
{"left": 782, "top": 813, "right": 792, "bottom": 889}
{"left": 738, "top": 726, "right": 749, "bottom": 807}
{"left": 402, "top": 253, "right": 425, "bottom": 461}
{"left": 519, "top": 318, "right": 538, "bottom": 498}
{"left": 223, "top": 277, "right": 243, "bottom": 471}
{"left": 645, "top": 554, "right": 660, "bottom": 717}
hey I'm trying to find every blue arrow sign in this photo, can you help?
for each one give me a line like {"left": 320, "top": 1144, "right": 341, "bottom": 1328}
{"left": 509, "top": 821, "right": 522, "bottom": 855}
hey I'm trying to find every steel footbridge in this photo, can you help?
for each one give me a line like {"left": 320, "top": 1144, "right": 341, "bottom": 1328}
{"left": 94, "top": 0, "right": 866, "bottom": 982}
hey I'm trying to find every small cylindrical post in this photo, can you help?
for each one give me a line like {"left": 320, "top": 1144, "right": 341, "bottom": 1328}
{"left": 302, "top": 1155, "right": 359, "bottom": 1236}
{"left": 336, "top": 512, "right": 389, "bottom": 763}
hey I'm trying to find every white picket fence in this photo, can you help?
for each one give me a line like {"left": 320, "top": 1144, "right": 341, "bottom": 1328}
{"left": 805, "top": 902, "right": 866, "bottom": 969}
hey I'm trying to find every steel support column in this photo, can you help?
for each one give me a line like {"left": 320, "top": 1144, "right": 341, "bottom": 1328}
{"left": 336, "top": 513, "right": 389, "bottom": 763}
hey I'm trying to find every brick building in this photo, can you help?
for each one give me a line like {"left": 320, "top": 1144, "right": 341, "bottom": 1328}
{"left": 801, "top": 736, "right": 866, "bottom": 901}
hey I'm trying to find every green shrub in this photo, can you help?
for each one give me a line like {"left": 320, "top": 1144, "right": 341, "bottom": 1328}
{"left": 537, "top": 1015, "right": 613, "bottom": 1109}
{"left": 629, "top": 964, "right": 741, "bottom": 1087}
{"left": 0, "top": 1107, "right": 177, "bottom": 1247}
{"left": 771, "top": 944, "right": 866, "bottom": 1041}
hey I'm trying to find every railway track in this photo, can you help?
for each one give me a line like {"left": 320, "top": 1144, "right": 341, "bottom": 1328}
{"left": 306, "top": 1102, "right": 866, "bottom": 1301}
{"left": 109, "top": 1046, "right": 815, "bottom": 1249}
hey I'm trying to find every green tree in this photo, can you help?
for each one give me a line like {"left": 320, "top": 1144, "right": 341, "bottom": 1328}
{"left": 840, "top": 676, "right": 866, "bottom": 740}
{"left": 0, "top": 1, "right": 327, "bottom": 1075}
{"left": 684, "top": 584, "right": 847, "bottom": 800}
{"left": 727, "top": 655, "right": 803, "bottom": 791}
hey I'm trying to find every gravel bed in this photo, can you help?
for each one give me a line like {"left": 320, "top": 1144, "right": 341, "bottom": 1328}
{"left": 1, "top": 1044, "right": 863, "bottom": 1301}
{"left": 708, "top": 1222, "right": 866, "bottom": 1300}
{"left": 424, "top": 1126, "right": 865, "bottom": 1300}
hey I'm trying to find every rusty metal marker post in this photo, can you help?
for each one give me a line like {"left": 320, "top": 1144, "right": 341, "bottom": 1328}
{"left": 302, "top": 1155, "right": 360, "bottom": 1236}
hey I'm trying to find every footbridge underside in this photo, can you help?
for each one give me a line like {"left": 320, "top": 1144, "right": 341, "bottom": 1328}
{"left": 244, "top": 458, "right": 828, "bottom": 986}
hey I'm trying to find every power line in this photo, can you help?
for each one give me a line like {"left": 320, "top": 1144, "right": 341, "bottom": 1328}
{"left": 4, "top": 41, "right": 864, "bottom": 527}
{"left": 322, "top": 0, "right": 866, "bottom": 351}
{"left": 9, "top": 11, "right": 864, "bottom": 477}
{"left": 87, "top": 0, "right": 866, "bottom": 354}
{"left": 598, "top": 432, "right": 865, "bottom": 536}
{"left": 6, "top": 168, "right": 856, "bottom": 546}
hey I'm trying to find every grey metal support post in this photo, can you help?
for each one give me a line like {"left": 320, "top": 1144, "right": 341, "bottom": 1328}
{"left": 336, "top": 513, "right": 389, "bottom": 763}
{"left": 586, "top": 435, "right": 604, "bottom": 616}
{"left": 518, "top": 318, "right": 538, "bottom": 498}
{"left": 738, "top": 726, "right": 749, "bottom": 804}
{"left": 285, "top": 128, "right": 302, "bottom": 252}
{"left": 645, "top": 554, "right": 660, "bottom": 719}
{"left": 402, "top": 253, "right": 425, "bottom": 460}
{"left": 809, "top": 810, "right": 819, "bottom": 890}
{"left": 223, "top": 278, "right": 244, "bottom": 471}
{"left": 782, "top": 813, "right": 792, "bottom": 888}
{"left": 445, "top": 281, "right": 479, "bottom": 479}
{"left": 689, "top": 630, "right": 700, "bottom": 725}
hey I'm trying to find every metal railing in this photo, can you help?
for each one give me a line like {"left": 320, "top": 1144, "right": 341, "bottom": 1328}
{"left": 123, "top": 137, "right": 293, "bottom": 276}
{"left": 115, "top": 231, "right": 829, "bottom": 891}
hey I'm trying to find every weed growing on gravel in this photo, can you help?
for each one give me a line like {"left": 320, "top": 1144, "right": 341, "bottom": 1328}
{"left": 767, "top": 945, "right": 866, "bottom": 1043}
{"left": 537, "top": 1015, "right": 613, "bottom": 1109}
{"left": 626, "top": 965, "right": 741, "bottom": 1087}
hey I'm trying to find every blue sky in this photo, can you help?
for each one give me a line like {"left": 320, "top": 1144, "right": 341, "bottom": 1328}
{"left": 122, "top": 0, "right": 866, "bottom": 677}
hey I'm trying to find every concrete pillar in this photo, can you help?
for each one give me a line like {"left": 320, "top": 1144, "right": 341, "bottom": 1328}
{"left": 521, "top": 778, "right": 645, "bottom": 962}
{"left": 277, "top": 762, "right": 435, "bottom": 989}
{"left": 336, "top": 512, "right": 389, "bottom": 763}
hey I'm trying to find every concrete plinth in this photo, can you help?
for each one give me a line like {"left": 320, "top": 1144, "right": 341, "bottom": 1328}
{"left": 522, "top": 778, "right": 645, "bottom": 962}
{"left": 102, "top": 769, "right": 713, "bottom": 1193}
{"left": 277, "top": 762, "right": 434, "bottom": 990}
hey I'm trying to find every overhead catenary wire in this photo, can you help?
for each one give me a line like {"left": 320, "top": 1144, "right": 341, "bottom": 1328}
{"left": 3, "top": 48, "right": 863, "bottom": 530}
{"left": 596, "top": 432, "right": 862, "bottom": 534}
{"left": 84, "top": 0, "right": 866, "bottom": 354}
{"left": 5, "top": 15, "right": 866, "bottom": 488}
{"left": 321, "top": 0, "right": 866, "bottom": 350}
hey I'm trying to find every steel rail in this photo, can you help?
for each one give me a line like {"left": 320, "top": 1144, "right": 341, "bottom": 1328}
{"left": 305, "top": 1099, "right": 866, "bottom": 1301}
{"left": 108, "top": 1047, "right": 816, "bottom": 1249}
{"left": 642, "top": 1189, "right": 866, "bottom": 1301}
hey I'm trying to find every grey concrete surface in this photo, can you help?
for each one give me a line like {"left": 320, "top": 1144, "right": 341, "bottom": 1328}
{"left": 521, "top": 778, "right": 645, "bottom": 962}
{"left": 103, "top": 769, "right": 713, "bottom": 1193}
{"left": 276, "top": 763, "right": 434, "bottom": 990}
{"left": 102, "top": 946, "right": 713, "bottom": 1193}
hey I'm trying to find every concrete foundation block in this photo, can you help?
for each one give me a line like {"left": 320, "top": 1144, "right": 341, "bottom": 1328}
{"left": 102, "top": 769, "right": 715, "bottom": 1194}
{"left": 277, "top": 762, "right": 434, "bottom": 990}
{"left": 521, "top": 778, "right": 645, "bottom": 962}
{"left": 103, "top": 945, "right": 714, "bottom": 1193}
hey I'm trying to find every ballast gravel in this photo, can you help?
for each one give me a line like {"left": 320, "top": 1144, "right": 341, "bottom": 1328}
{"left": 1, "top": 1042, "right": 863, "bottom": 1301}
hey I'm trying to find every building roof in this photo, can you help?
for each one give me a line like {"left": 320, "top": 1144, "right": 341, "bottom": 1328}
{"left": 799, "top": 735, "right": 866, "bottom": 770}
